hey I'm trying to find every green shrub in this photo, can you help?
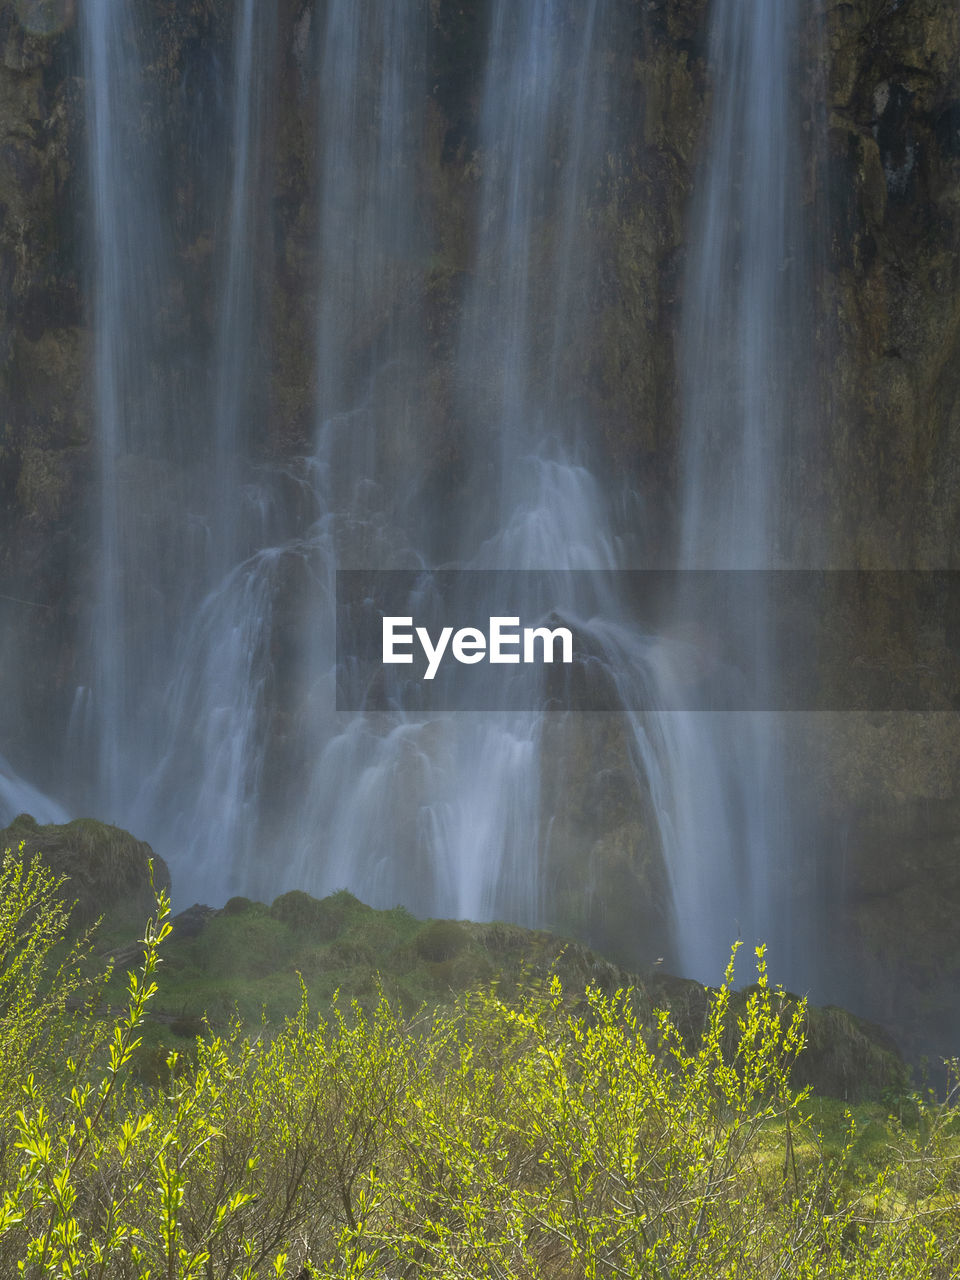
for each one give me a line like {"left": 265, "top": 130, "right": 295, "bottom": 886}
{"left": 0, "top": 849, "right": 105, "bottom": 1135}
{"left": 0, "top": 867, "right": 958, "bottom": 1279}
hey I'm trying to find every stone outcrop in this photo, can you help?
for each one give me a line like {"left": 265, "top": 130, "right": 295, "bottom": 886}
{"left": 810, "top": 1, "right": 960, "bottom": 1059}
{"left": 822, "top": 0, "right": 960, "bottom": 569}
{"left": 0, "top": 812, "right": 171, "bottom": 927}
{"left": 0, "top": 6, "right": 87, "bottom": 763}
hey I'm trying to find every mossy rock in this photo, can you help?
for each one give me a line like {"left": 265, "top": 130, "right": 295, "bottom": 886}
{"left": 222, "top": 896, "right": 267, "bottom": 917}
{"left": 344, "top": 916, "right": 401, "bottom": 954}
{"left": 468, "top": 921, "right": 532, "bottom": 954}
{"left": 427, "top": 951, "right": 494, "bottom": 991}
{"left": 326, "top": 939, "right": 376, "bottom": 969}
{"left": 414, "top": 919, "right": 471, "bottom": 962}
{"left": 191, "top": 913, "right": 296, "bottom": 981}
{"left": 270, "top": 888, "right": 367, "bottom": 940}
{"left": 90, "top": 877, "right": 910, "bottom": 1104}
{"left": 635, "top": 971, "right": 908, "bottom": 1103}
{"left": 0, "top": 813, "right": 170, "bottom": 929}
{"left": 796, "top": 1004, "right": 909, "bottom": 1102}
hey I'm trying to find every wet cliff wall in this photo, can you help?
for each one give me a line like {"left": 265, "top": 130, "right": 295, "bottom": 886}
{"left": 0, "top": 0, "right": 959, "bottom": 1055}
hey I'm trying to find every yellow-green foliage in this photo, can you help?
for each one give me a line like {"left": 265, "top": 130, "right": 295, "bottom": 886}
{"left": 101, "top": 892, "right": 907, "bottom": 1101}
{"left": 0, "top": 869, "right": 959, "bottom": 1278}
{"left": 0, "top": 851, "right": 104, "bottom": 1137}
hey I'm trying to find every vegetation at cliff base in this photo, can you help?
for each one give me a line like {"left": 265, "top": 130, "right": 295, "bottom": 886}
{"left": 91, "top": 885, "right": 907, "bottom": 1107}
{"left": 0, "top": 851, "right": 959, "bottom": 1277}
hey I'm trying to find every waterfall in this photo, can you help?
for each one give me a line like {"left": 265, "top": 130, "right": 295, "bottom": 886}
{"left": 132, "top": 0, "right": 284, "bottom": 905}
{"left": 36, "top": 0, "right": 818, "bottom": 987}
{"left": 680, "top": 0, "right": 806, "bottom": 571}
{"left": 76, "top": 0, "right": 283, "bottom": 900}
{"left": 0, "top": 756, "right": 67, "bottom": 829}
{"left": 280, "top": 0, "right": 637, "bottom": 927}
{"left": 663, "top": 0, "right": 813, "bottom": 981}
{"left": 80, "top": 0, "right": 165, "bottom": 817}
{"left": 208, "top": 0, "right": 275, "bottom": 575}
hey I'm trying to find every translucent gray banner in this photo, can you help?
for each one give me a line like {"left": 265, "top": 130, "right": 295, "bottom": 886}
{"left": 335, "top": 570, "right": 960, "bottom": 712}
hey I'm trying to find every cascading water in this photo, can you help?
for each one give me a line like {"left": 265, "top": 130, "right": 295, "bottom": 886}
{"left": 0, "top": 756, "right": 67, "bottom": 829}
{"left": 680, "top": 0, "right": 806, "bottom": 571}
{"left": 14, "top": 1, "right": 819, "bottom": 992}
{"left": 73, "top": 0, "right": 285, "bottom": 902}
{"left": 661, "top": 0, "right": 814, "bottom": 982}
{"left": 80, "top": 0, "right": 167, "bottom": 818}
{"left": 207, "top": 0, "right": 276, "bottom": 575}
{"left": 258, "top": 0, "right": 435, "bottom": 907}
{"left": 285, "top": 0, "right": 626, "bottom": 926}
{"left": 124, "top": 0, "right": 285, "bottom": 904}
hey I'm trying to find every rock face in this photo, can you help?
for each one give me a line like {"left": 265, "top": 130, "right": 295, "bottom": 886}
{"left": 0, "top": 0, "right": 958, "bottom": 1056}
{"left": 820, "top": 0, "right": 960, "bottom": 568}
{"left": 0, "top": 813, "right": 171, "bottom": 928}
{"left": 810, "top": 1, "right": 960, "bottom": 1059}
{"left": 0, "top": 0, "right": 716, "bottom": 758}
{"left": 539, "top": 711, "right": 672, "bottom": 970}
{"left": 0, "top": 6, "right": 88, "bottom": 764}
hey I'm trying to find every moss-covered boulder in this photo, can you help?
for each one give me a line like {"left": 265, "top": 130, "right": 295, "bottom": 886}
{"left": 90, "top": 880, "right": 908, "bottom": 1102}
{"left": 0, "top": 813, "right": 170, "bottom": 929}
{"left": 414, "top": 918, "right": 471, "bottom": 962}
{"left": 269, "top": 887, "right": 368, "bottom": 940}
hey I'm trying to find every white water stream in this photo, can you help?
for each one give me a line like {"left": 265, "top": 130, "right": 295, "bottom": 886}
{"left": 0, "top": 1, "right": 820, "bottom": 986}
